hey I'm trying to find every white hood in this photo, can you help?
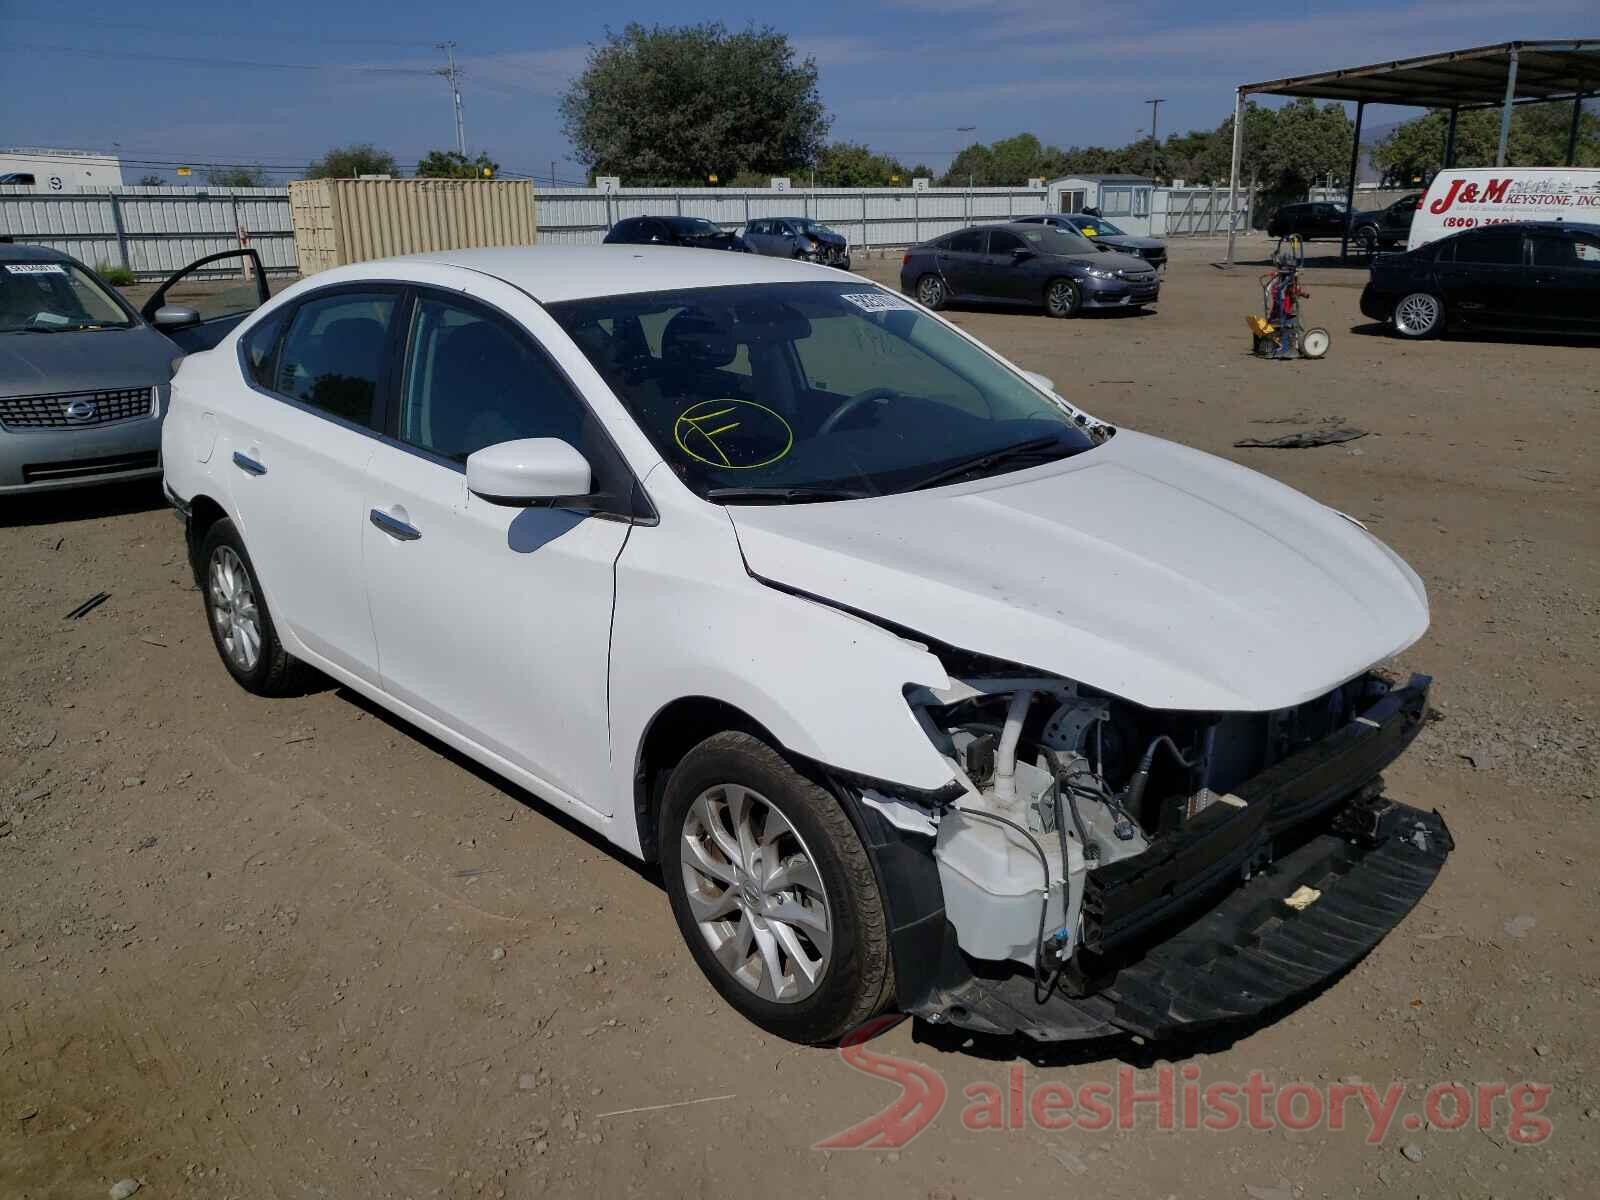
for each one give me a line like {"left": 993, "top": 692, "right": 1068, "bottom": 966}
{"left": 726, "top": 430, "right": 1428, "bottom": 712}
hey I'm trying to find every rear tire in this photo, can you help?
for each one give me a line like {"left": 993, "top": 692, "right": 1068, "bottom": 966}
{"left": 660, "top": 731, "right": 893, "bottom": 1044}
{"left": 1354, "top": 226, "right": 1378, "bottom": 254}
{"left": 1045, "top": 277, "right": 1081, "bottom": 318}
{"left": 1392, "top": 292, "right": 1443, "bottom": 339}
{"left": 915, "top": 274, "right": 947, "bottom": 310}
{"left": 199, "top": 518, "right": 305, "bottom": 696}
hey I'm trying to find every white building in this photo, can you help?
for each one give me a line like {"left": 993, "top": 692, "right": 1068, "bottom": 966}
{"left": 0, "top": 149, "right": 126, "bottom": 192}
{"left": 1046, "top": 174, "right": 1157, "bottom": 235}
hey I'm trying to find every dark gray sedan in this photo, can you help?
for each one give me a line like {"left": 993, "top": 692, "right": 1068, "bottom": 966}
{"left": 1015, "top": 213, "right": 1167, "bottom": 269}
{"left": 899, "top": 222, "right": 1159, "bottom": 317}
{"left": 2, "top": 244, "right": 266, "bottom": 495}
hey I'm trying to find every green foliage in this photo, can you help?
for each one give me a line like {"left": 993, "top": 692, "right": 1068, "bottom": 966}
{"left": 204, "top": 165, "right": 269, "bottom": 188}
{"left": 305, "top": 143, "right": 398, "bottom": 180}
{"left": 1373, "top": 101, "right": 1600, "bottom": 184}
{"left": 560, "top": 22, "right": 829, "bottom": 186}
{"left": 814, "top": 142, "right": 908, "bottom": 187}
{"left": 135, "top": 174, "right": 165, "bottom": 187}
{"left": 415, "top": 149, "right": 501, "bottom": 179}
{"left": 95, "top": 262, "right": 136, "bottom": 287}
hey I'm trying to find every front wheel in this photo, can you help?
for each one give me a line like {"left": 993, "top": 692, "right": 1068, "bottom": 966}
{"left": 1045, "top": 277, "right": 1081, "bottom": 318}
{"left": 915, "top": 273, "right": 947, "bottom": 310}
{"left": 1299, "top": 327, "right": 1331, "bottom": 358}
{"left": 1392, "top": 291, "right": 1443, "bottom": 339}
{"left": 661, "top": 732, "right": 893, "bottom": 1044}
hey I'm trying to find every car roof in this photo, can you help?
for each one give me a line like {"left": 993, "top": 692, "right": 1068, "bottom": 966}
{"left": 390, "top": 244, "right": 849, "bottom": 302}
{"left": 1443, "top": 220, "right": 1600, "bottom": 234}
{"left": 0, "top": 242, "right": 74, "bottom": 264}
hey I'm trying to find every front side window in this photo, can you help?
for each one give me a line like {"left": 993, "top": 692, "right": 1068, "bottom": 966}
{"left": 274, "top": 291, "right": 396, "bottom": 428}
{"left": 989, "top": 230, "right": 1026, "bottom": 254}
{"left": 549, "top": 281, "right": 1097, "bottom": 502}
{"left": 0, "top": 260, "right": 134, "bottom": 333}
{"left": 1531, "top": 233, "right": 1600, "bottom": 268}
{"left": 399, "top": 295, "right": 590, "bottom": 464}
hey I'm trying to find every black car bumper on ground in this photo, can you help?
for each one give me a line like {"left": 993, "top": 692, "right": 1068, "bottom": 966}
{"left": 1082, "top": 276, "right": 1160, "bottom": 308}
{"left": 1359, "top": 282, "right": 1395, "bottom": 324}
{"left": 848, "top": 673, "right": 1446, "bottom": 1042}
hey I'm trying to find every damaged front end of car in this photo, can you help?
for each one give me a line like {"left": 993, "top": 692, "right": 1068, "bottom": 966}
{"left": 832, "top": 658, "right": 1450, "bottom": 1042}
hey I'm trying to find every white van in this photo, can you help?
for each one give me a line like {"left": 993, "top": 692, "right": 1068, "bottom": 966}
{"left": 1407, "top": 167, "right": 1600, "bottom": 251}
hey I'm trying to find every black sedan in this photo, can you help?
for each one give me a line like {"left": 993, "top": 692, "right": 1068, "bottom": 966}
{"left": 1359, "top": 221, "right": 1600, "bottom": 339}
{"left": 603, "top": 216, "right": 750, "bottom": 252}
{"left": 900, "top": 222, "right": 1158, "bottom": 317}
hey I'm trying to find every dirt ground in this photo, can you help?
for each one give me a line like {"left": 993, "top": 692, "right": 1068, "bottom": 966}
{"left": 3, "top": 236, "right": 1596, "bottom": 1199}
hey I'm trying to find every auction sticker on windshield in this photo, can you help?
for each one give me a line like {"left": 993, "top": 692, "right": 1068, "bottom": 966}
{"left": 4, "top": 264, "right": 67, "bottom": 275}
{"left": 840, "top": 292, "right": 915, "bottom": 314}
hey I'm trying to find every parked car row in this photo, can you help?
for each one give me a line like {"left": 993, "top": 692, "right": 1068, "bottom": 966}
{"left": 603, "top": 215, "right": 853, "bottom": 269}
{"left": 1267, "top": 194, "right": 1423, "bottom": 252}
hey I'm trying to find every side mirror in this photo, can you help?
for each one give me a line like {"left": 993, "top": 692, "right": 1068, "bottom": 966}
{"left": 152, "top": 304, "right": 201, "bottom": 330}
{"left": 466, "top": 438, "right": 593, "bottom": 507}
{"left": 1010, "top": 247, "right": 1034, "bottom": 262}
{"left": 1019, "top": 369, "right": 1055, "bottom": 394}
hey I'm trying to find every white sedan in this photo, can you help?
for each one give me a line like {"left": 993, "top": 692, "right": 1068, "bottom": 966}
{"left": 162, "top": 246, "right": 1451, "bottom": 1045}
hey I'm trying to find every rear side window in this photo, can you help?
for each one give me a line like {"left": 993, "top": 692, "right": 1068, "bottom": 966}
{"left": 944, "top": 230, "right": 985, "bottom": 253}
{"left": 240, "top": 309, "right": 287, "bottom": 388}
{"left": 274, "top": 291, "right": 396, "bottom": 428}
{"left": 1454, "top": 229, "right": 1524, "bottom": 265}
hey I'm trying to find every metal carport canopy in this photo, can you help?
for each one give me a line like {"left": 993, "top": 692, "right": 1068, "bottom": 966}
{"left": 1223, "top": 39, "right": 1599, "bottom": 264}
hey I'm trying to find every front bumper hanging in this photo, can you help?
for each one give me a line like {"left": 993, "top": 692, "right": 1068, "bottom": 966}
{"left": 854, "top": 674, "right": 1451, "bottom": 1042}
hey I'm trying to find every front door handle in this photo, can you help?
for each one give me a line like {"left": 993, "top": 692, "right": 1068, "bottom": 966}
{"left": 232, "top": 451, "right": 266, "bottom": 476}
{"left": 369, "top": 508, "right": 421, "bottom": 542}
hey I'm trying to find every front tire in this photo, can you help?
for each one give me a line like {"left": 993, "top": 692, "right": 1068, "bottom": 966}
{"left": 1045, "top": 277, "right": 1081, "bottom": 318}
{"left": 661, "top": 732, "right": 893, "bottom": 1044}
{"left": 1392, "top": 291, "right": 1443, "bottom": 339}
{"left": 200, "top": 518, "right": 304, "bottom": 696}
{"left": 915, "top": 273, "right": 947, "bottom": 310}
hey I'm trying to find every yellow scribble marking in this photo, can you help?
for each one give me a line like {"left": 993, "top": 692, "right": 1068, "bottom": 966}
{"left": 672, "top": 398, "right": 794, "bottom": 470}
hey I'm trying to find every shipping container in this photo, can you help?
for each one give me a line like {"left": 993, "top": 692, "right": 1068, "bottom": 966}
{"left": 287, "top": 178, "right": 537, "bottom": 275}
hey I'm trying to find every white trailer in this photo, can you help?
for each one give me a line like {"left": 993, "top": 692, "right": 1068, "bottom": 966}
{"left": 0, "top": 150, "right": 126, "bottom": 192}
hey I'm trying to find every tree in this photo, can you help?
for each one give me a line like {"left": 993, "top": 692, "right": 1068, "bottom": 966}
{"left": 560, "top": 22, "right": 828, "bottom": 185}
{"left": 135, "top": 173, "right": 165, "bottom": 187}
{"left": 1374, "top": 101, "right": 1599, "bottom": 183}
{"left": 205, "top": 165, "right": 268, "bottom": 187}
{"left": 814, "top": 141, "right": 907, "bottom": 187}
{"left": 416, "top": 149, "right": 501, "bottom": 179}
{"left": 306, "top": 143, "right": 397, "bottom": 179}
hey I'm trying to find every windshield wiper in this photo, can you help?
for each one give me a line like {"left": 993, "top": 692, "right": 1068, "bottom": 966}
{"left": 705, "top": 485, "right": 872, "bottom": 505}
{"left": 909, "top": 435, "right": 1075, "bottom": 492}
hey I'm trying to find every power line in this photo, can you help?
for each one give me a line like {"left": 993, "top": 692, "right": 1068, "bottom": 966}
{"left": 0, "top": 15, "right": 442, "bottom": 49}
{"left": 10, "top": 42, "right": 438, "bottom": 75}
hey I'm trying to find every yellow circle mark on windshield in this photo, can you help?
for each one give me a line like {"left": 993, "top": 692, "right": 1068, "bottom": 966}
{"left": 673, "top": 398, "right": 794, "bottom": 470}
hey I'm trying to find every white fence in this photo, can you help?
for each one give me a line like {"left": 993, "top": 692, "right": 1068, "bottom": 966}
{"left": 0, "top": 185, "right": 298, "bottom": 277}
{"left": 1, "top": 182, "right": 1251, "bottom": 279}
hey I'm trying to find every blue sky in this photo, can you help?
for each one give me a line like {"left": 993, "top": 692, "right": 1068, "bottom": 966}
{"left": 0, "top": 0, "right": 1589, "bottom": 182}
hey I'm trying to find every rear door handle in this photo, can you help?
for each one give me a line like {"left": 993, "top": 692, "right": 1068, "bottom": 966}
{"left": 232, "top": 451, "right": 266, "bottom": 476}
{"left": 369, "top": 509, "right": 421, "bottom": 542}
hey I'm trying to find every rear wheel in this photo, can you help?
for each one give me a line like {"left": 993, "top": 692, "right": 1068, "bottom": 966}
{"left": 1045, "top": 277, "right": 1081, "bottom": 318}
{"left": 1353, "top": 226, "right": 1379, "bottom": 254}
{"left": 661, "top": 731, "right": 893, "bottom": 1044}
{"left": 915, "top": 274, "right": 947, "bottom": 310}
{"left": 1393, "top": 292, "right": 1443, "bottom": 339}
{"left": 200, "top": 518, "right": 304, "bottom": 696}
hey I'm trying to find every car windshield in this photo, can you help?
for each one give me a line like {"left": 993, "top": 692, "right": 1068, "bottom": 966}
{"left": 792, "top": 219, "right": 833, "bottom": 235}
{"left": 669, "top": 218, "right": 723, "bottom": 237}
{"left": 0, "top": 260, "right": 134, "bottom": 333}
{"left": 1075, "top": 217, "right": 1127, "bottom": 236}
{"left": 549, "top": 281, "right": 1097, "bottom": 501}
{"left": 1019, "top": 225, "right": 1099, "bottom": 256}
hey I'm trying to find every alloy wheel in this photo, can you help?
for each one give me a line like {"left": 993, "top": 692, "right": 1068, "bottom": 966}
{"left": 1394, "top": 292, "right": 1441, "bottom": 337}
{"left": 209, "top": 545, "right": 261, "bottom": 672}
{"left": 916, "top": 276, "right": 945, "bottom": 307}
{"left": 1047, "top": 279, "right": 1079, "bottom": 317}
{"left": 679, "top": 783, "right": 833, "bottom": 1003}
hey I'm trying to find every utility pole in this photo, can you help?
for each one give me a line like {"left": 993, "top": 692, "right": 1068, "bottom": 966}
{"left": 1145, "top": 99, "right": 1165, "bottom": 181}
{"left": 435, "top": 41, "right": 466, "bottom": 157}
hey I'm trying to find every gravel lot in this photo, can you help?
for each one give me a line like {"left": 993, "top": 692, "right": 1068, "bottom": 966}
{"left": 3, "top": 235, "right": 1596, "bottom": 1198}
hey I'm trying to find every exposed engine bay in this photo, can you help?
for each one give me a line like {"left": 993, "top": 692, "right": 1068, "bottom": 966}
{"left": 861, "top": 664, "right": 1441, "bottom": 1024}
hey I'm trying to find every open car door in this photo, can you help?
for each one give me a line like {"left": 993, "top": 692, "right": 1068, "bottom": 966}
{"left": 140, "top": 249, "right": 270, "bottom": 354}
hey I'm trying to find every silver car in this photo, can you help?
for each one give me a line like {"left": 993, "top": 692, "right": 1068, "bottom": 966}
{"left": 2, "top": 244, "right": 266, "bottom": 495}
